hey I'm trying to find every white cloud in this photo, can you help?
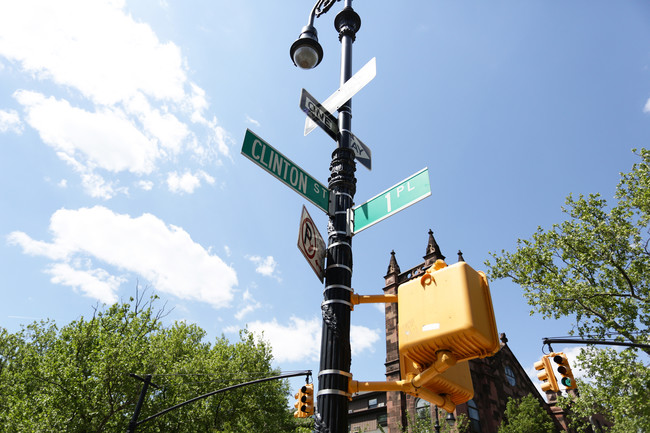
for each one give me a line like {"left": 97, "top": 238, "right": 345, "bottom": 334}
{"left": 166, "top": 170, "right": 214, "bottom": 194}
{"left": 0, "top": 0, "right": 186, "bottom": 106}
{"left": 15, "top": 91, "right": 158, "bottom": 174}
{"left": 7, "top": 206, "right": 238, "bottom": 307}
{"left": 644, "top": 98, "right": 650, "bottom": 113}
{"left": 0, "top": 109, "right": 22, "bottom": 133}
{"left": 248, "top": 317, "right": 321, "bottom": 363}
{"left": 248, "top": 255, "right": 281, "bottom": 280}
{"left": 47, "top": 262, "right": 124, "bottom": 304}
{"left": 245, "top": 115, "right": 260, "bottom": 127}
{"left": 234, "top": 289, "right": 261, "bottom": 320}
{"left": 350, "top": 325, "right": 381, "bottom": 356}
{"left": 223, "top": 325, "right": 240, "bottom": 334}
{"left": 137, "top": 180, "right": 154, "bottom": 191}
{"left": 0, "top": 0, "right": 231, "bottom": 198}
{"left": 247, "top": 316, "right": 380, "bottom": 363}
{"left": 57, "top": 179, "right": 68, "bottom": 188}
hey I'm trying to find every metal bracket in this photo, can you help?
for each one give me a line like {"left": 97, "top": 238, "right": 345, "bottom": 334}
{"left": 346, "top": 207, "right": 354, "bottom": 237}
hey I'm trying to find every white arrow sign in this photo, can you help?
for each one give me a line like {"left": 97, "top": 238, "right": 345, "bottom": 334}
{"left": 304, "top": 57, "right": 376, "bottom": 136}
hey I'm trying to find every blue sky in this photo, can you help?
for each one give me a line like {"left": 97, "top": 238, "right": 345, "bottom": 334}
{"left": 1, "top": 0, "right": 649, "bottom": 397}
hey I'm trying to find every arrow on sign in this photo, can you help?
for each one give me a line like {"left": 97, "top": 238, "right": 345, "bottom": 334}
{"left": 300, "top": 88, "right": 338, "bottom": 141}
{"left": 349, "top": 134, "right": 371, "bottom": 171}
{"left": 299, "top": 88, "right": 372, "bottom": 171}
{"left": 304, "top": 57, "right": 376, "bottom": 136}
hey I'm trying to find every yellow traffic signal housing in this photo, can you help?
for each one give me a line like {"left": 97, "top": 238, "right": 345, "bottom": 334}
{"left": 552, "top": 352, "right": 577, "bottom": 390}
{"left": 534, "top": 355, "right": 559, "bottom": 392}
{"left": 301, "top": 383, "right": 314, "bottom": 416}
{"left": 398, "top": 261, "right": 500, "bottom": 372}
{"left": 293, "top": 384, "right": 314, "bottom": 418}
{"left": 402, "top": 356, "right": 474, "bottom": 406}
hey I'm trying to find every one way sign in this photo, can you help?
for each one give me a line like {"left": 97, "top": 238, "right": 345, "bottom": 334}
{"left": 300, "top": 88, "right": 372, "bottom": 170}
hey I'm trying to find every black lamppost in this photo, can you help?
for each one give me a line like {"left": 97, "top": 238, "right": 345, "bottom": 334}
{"left": 434, "top": 406, "right": 441, "bottom": 433}
{"left": 290, "top": 1, "right": 360, "bottom": 432}
{"left": 434, "top": 405, "right": 456, "bottom": 433}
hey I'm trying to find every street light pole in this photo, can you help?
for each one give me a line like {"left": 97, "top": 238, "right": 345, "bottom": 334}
{"left": 434, "top": 405, "right": 441, "bottom": 433}
{"left": 290, "top": 1, "right": 360, "bottom": 431}
{"left": 317, "top": 3, "right": 360, "bottom": 433}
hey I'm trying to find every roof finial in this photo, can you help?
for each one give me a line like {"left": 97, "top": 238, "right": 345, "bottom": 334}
{"left": 457, "top": 250, "right": 465, "bottom": 262}
{"left": 387, "top": 250, "right": 400, "bottom": 275}
{"left": 424, "top": 229, "right": 445, "bottom": 264}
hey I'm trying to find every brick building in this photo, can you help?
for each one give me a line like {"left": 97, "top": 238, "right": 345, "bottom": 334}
{"left": 348, "top": 231, "right": 567, "bottom": 433}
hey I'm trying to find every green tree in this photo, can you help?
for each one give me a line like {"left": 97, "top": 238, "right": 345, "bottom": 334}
{"left": 498, "top": 394, "right": 557, "bottom": 433}
{"left": 398, "top": 408, "right": 470, "bottom": 433}
{"left": 486, "top": 148, "right": 650, "bottom": 431}
{"left": 0, "top": 293, "right": 296, "bottom": 432}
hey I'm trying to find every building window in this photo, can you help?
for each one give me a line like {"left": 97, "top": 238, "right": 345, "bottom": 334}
{"left": 378, "top": 414, "right": 388, "bottom": 426}
{"left": 368, "top": 398, "right": 378, "bottom": 409}
{"left": 468, "top": 399, "right": 481, "bottom": 433}
{"left": 504, "top": 365, "right": 517, "bottom": 386}
{"left": 415, "top": 398, "right": 430, "bottom": 419}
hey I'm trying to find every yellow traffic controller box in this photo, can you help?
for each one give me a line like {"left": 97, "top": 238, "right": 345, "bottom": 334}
{"left": 398, "top": 261, "right": 500, "bottom": 375}
{"left": 403, "top": 356, "right": 474, "bottom": 406}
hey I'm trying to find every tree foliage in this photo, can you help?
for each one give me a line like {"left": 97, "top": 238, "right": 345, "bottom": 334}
{"left": 397, "top": 408, "right": 470, "bottom": 433}
{"left": 498, "top": 394, "right": 557, "bottom": 433}
{"left": 0, "top": 293, "right": 297, "bottom": 432}
{"left": 486, "top": 149, "right": 650, "bottom": 430}
{"left": 558, "top": 347, "right": 650, "bottom": 433}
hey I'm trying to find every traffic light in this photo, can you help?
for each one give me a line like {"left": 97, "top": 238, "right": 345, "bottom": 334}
{"left": 398, "top": 261, "right": 500, "bottom": 369}
{"left": 534, "top": 355, "right": 559, "bottom": 392}
{"left": 552, "top": 352, "right": 577, "bottom": 390}
{"left": 293, "top": 383, "right": 314, "bottom": 418}
{"left": 402, "top": 356, "right": 474, "bottom": 407}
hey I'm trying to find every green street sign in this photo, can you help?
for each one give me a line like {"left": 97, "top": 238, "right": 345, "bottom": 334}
{"left": 353, "top": 168, "right": 431, "bottom": 233}
{"left": 241, "top": 129, "right": 330, "bottom": 214}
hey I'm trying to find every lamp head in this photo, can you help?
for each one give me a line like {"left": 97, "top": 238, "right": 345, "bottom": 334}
{"left": 445, "top": 411, "right": 456, "bottom": 427}
{"left": 290, "top": 25, "right": 323, "bottom": 69}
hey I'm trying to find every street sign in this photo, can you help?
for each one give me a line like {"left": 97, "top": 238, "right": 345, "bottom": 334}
{"left": 241, "top": 129, "right": 330, "bottom": 214}
{"left": 349, "top": 134, "right": 371, "bottom": 171}
{"left": 300, "top": 88, "right": 338, "bottom": 141}
{"left": 300, "top": 88, "right": 372, "bottom": 171}
{"left": 352, "top": 168, "right": 431, "bottom": 234}
{"left": 304, "top": 57, "right": 376, "bottom": 136}
{"left": 297, "top": 205, "right": 326, "bottom": 282}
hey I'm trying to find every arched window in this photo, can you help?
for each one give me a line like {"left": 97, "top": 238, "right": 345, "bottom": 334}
{"left": 415, "top": 398, "right": 430, "bottom": 419}
{"left": 504, "top": 364, "right": 517, "bottom": 386}
{"left": 467, "top": 399, "right": 481, "bottom": 432}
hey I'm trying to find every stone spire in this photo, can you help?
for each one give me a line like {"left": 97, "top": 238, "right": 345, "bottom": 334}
{"left": 386, "top": 250, "right": 400, "bottom": 276}
{"left": 423, "top": 229, "right": 445, "bottom": 267}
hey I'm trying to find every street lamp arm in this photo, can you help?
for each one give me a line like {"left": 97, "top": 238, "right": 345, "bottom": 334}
{"left": 313, "top": 0, "right": 340, "bottom": 20}
{"left": 543, "top": 337, "right": 650, "bottom": 351}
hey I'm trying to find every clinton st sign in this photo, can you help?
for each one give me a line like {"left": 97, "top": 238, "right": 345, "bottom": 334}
{"left": 241, "top": 129, "right": 330, "bottom": 214}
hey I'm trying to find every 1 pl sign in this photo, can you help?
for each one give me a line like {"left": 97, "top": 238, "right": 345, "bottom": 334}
{"left": 241, "top": 129, "right": 330, "bottom": 214}
{"left": 353, "top": 168, "right": 431, "bottom": 234}
{"left": 297, "top": 205, "right": 326, "bottom": 282}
